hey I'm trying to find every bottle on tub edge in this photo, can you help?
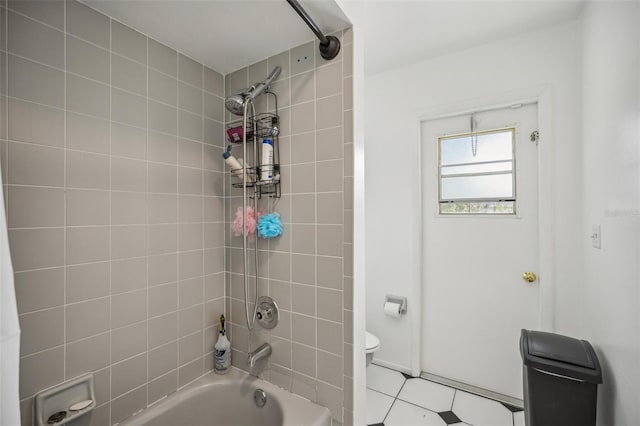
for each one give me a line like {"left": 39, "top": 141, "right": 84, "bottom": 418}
{"left": 214, "top": 314, "right": 231, "bottom": 374}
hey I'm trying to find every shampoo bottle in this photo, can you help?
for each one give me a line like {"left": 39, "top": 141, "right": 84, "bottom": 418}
{"left": 214, "top": 315, "right": 231, "bottom": 374}
{"left": 223, "top": 146, "right": 255, "bottom": 183}
{"left": 261, "top": 138, "right": 274, "bottom": 181}
{"left": 223, "top": 146, "right": 244, "bottom": 178}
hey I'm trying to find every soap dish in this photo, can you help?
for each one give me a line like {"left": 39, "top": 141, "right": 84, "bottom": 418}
{"left": 33, "top": 373, "right": 96, "bottom": 426}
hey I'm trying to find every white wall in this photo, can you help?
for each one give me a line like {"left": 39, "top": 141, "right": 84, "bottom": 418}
{"left": 366, "top": 2, "right": 640, "bottom": 423}
{"left": 365, "top": 20, "right": 585, "bottom": 371}
{"left": 581, "top": 2, "right": 640, "bottom": 424}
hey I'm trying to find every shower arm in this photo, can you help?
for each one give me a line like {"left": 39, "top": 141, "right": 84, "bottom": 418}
{"left": 245, "top": 67, "right": 281, "bottom": 104}
{"left": 286, "top": 0, "right": 340, "bottom": 60}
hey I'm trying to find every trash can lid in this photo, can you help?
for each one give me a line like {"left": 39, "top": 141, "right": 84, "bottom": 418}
{"left": 520, "top": 330, "right": 602, "bottom": 384}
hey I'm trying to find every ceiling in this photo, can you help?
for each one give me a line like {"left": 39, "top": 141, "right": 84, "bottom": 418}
{"left": 84, "top": 0, "right": 584, "bottom": 76}
{"left": 84, "top": 0, "right": 350, "bottom": 75}
{"left": 363, "top": 1, "right": 584, "bottom": 75}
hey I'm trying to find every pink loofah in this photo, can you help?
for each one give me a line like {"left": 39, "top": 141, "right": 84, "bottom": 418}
{"left": 232, "top": 206, "right": 262, "bottom": 237}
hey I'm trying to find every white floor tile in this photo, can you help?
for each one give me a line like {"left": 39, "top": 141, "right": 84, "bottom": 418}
{"left": 452, "top": 391, "right": 513, "bottom": 426}
{"left": 366, "top": 389, "right": 394, "bottom": 425}
{"left": 385, "top": 400, "right": 446, "bottom": 426}
{"left": 514, "top": 410, "right": 525, "bottom": 426}
{"left": 366, "top": 364, "right": 406, "bottom": 397}
{"left": 397, "top": 378, "right": 456, "bottom": 413}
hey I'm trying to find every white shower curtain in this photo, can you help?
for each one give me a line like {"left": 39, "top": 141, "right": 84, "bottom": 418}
{"left": 0, "top": 167, "right": 21, "bottom": 425}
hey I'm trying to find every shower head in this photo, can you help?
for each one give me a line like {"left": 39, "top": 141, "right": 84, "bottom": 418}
{"left": 225, "top": 92, "right": 249, "bottom": 116}
{"left": 225, "top": 66, "right": 282, "bottom": 116}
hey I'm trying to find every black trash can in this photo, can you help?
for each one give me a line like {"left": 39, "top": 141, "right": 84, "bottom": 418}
{"left": 520, "top": 329, "right": 602, "bottom": 426}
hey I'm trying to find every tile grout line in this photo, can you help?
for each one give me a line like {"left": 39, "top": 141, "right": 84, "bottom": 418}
{"left": 381, "top": 375, "right": 408, "bottom": 424}
{"left": 107, "top": 12, "right": 113, "bottom": 424}
{"left": 62, "top": 0, "right": 67, "bottom": 387}
{"left": 340, "top": 31, "right": 347, "bottom": 421}
{"left": 286, "top": 48, "right": 294, "bottom": 390}
{"left": 311, "top": 44, "right": 319, "bottom": 399}
{"left": 145, "top": 31, "right": 150, "bottom": 409}
{"left": 174, "top": 44, "right": 180, "bottom": 392}
{"left": 201, "top": 58, "right": 205, "bottom": 379}
{"left": 450, "top": 388, "right": 457, "bottom": 414}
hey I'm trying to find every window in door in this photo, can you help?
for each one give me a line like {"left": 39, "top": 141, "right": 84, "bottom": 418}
{"left": 438, "top": 128, "right": 516, "bottom": 215}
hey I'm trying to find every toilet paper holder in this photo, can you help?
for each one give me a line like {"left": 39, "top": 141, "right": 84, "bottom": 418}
{"left": 385, "top": 295, "right": 407, "bottom": 315}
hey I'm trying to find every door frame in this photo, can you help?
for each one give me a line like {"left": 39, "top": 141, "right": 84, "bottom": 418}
{"left": 410, "top": 86, "right": 555, "bottom": 377}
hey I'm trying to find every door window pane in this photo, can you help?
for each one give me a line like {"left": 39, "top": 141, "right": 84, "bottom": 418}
{"left": 441, "top": 131, "right": 513, "bottom": 165}
{"left": 441, "top": 174, "right": 514, "bottom": 200}
{"left": 438, "top": 128, "right": 516, "bottom": 215}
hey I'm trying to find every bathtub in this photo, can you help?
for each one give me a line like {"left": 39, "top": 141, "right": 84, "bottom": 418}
{"left": 118, "top": 367, "right": 331, "bottom": 426}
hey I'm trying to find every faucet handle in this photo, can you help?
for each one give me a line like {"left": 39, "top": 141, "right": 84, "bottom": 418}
{"left": 257, "top": 305, "right": 273, "bottom": 321}
{"left": 256, "top": 296, "right": 279, "bottom": 329}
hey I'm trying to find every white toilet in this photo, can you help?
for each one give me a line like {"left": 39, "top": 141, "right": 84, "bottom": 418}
{"left": 366, "top": 331, "right": 380, "bottom": 367}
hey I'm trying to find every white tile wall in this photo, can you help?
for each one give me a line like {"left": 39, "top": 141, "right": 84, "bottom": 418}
{"left": 1, "top": 2, "right": 225, "bottom": 425}
{"left": 1, "top": 2, "right": 353, "bottom": 425}
{"left": 223, "top": 29, "right": 354, "bottom": 424}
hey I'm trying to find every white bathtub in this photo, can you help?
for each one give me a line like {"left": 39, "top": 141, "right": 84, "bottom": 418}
{"left": 118, "top": 368, "right": 331, "bottom": 426}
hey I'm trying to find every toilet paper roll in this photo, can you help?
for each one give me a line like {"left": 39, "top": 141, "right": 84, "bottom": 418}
{"left": 384, "top": 302, "right": 402, "bottom": 318}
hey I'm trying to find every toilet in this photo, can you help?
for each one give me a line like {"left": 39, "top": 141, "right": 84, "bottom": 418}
{"left": 366, "top": 331, "right": 380, "bottom": 367}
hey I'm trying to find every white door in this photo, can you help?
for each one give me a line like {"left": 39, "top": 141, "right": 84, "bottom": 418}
{"left": 421, "top": 103, "right": 539, "bottom": 399}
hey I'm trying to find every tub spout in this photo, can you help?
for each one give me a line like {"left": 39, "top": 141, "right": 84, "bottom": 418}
{"left": 247, "top": 343, "right": 272, "bottom": 368}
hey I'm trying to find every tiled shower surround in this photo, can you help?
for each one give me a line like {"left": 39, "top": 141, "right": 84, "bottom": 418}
{"left": 0, "top": 1, "right": 226, "bottom": 424}
{"left": 0, "top": 1, "right": 353, "bottom": 425}
{"left": 224, "top": 31, "right": 354, "bottom": 424}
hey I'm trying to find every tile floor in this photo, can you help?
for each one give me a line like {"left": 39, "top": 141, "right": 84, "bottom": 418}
{"left": 367, "top": 364, "right": 525, "bottom": 426}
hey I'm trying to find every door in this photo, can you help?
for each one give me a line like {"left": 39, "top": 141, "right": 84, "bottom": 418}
{"left": 421, "top": 103, "right": 539, "bottom": 399}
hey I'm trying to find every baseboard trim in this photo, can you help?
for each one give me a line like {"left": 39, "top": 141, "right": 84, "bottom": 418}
{"left": 370, "top": 359, "right": 412, "bottom": 375}
{"left": 420, "top": 371, "right": 524, "bottom": 409}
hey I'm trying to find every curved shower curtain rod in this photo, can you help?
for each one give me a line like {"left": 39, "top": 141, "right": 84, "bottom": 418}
{"left": 286, "top": 0, "right": 341, "bottom": 60}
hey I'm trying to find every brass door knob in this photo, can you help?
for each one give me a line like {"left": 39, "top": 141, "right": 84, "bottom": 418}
{"left": 522, "top": 272, "right": 537, "bottom": 283}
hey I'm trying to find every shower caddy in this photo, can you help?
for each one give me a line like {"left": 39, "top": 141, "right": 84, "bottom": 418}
{"left": 225, "top": 98, "right": 281, "bottom": 199}
{"left": 220, "top": 0, "right": 340, "bottom": 363}
{"left": 218, "top": 0, "right": 340, "bottom": 367}
{"left": 224, "top": 85, "right": 281, "bottom": 335}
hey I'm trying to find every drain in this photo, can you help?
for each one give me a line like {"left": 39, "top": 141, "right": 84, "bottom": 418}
{"left": 254, "top": 389, "right": 267, "bottom": 408}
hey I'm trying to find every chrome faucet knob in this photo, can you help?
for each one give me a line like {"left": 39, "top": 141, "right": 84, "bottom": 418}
{"left": 256, "top": 297, "right": 279, "bottom": 329}
{"left": 257, "top": 306, "right": 273, "bottom": 320}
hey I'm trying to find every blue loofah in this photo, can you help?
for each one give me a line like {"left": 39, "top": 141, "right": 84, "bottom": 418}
{"left": 258, "top": 212, "right": 283, "bottom": 239}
